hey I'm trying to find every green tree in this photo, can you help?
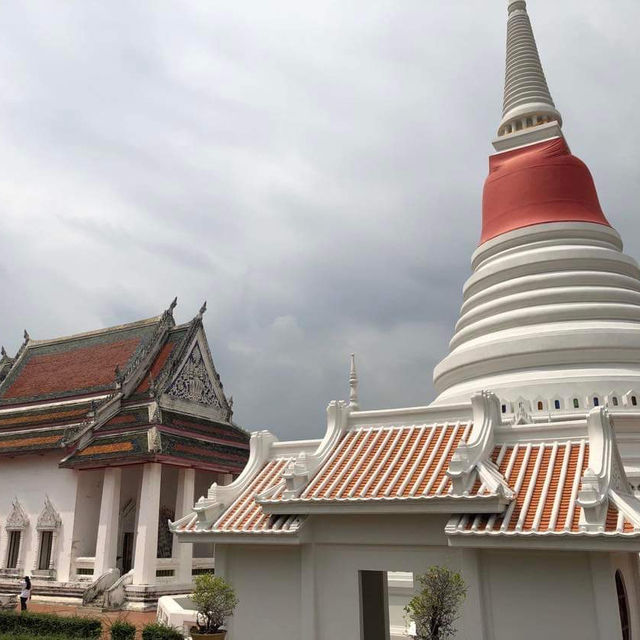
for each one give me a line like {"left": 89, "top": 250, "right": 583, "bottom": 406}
{"left": 191, "top": 574, "right": 238, "bottom": 633}
{"left": 404, "top": 567, "right": 467, "bottom": 640}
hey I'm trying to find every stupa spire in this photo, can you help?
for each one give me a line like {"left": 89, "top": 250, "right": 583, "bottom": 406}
{"left": 494, "top": 0, "right": 563, "bottom": 151}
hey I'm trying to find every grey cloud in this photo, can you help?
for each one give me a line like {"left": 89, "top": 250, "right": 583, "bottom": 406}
{"left": 1, "top": 0, "right": 639, "bottom": 440}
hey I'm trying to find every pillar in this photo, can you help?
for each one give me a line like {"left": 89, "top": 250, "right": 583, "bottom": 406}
{"left": 590, "top": 552, "right": 621, "bottom": 639}
{"left": 132, "top": 463, "right": 162, "bottom": 585}
{"left": 93, "top": 468, "right": 122, "bottom": 577}
{"left": 173, "top": 468, "right": 195, "bottom": 584}
{"left": 460, "top": 549, "right": 488, "bottom": 640}
{"left": 301, "top": 544, "right": 317, "bottom": 640}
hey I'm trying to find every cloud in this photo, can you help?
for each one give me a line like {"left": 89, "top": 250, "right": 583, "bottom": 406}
{"left": 1, "top": 0, "right": 639, "bottom": 439}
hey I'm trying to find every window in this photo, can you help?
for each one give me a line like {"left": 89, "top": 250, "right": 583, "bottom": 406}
{"left": 593, "top": 397, "right": 600, "bottom": 407}
{"left": 632, "top": 396, "right": 638, "bottom": 407}
{"left": 537, "top": 401, "right": 543, "bottom": 411}
{"left": 38, "top": 531, "right": 53, "bottom": 571}
{"left": 6, "top": 531, "right": 21, "bottom": 569}
{"left": 501, "top": 404, "right": 507, "bottom": 414}
{"left": 554, "top": 400, "right": 561, "bottom": 410}
{"left": 615, "top": 570, "right": 631, "bottom": 640}
{"left": 573, "top": 398, "right": 580, "bottom": 409}
{"left": 526, "top": 117, "right": 533, "bottom": 127}
{"left": 613, "top": 397, "right": 619, "bottom": 407}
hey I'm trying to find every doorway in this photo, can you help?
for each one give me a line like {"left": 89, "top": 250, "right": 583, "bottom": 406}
{"left": 359, "top": 570, "right": 390, "bottom": 640}
{"left": 122, "top": 532, "right": 134, "bottom": 574}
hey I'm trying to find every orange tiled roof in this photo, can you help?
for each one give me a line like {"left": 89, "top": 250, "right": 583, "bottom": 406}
{"left": 447, "top": 440, "right": 639, "bottom": 537}
{"left": 263, "top": 423, "right": 498, "bottom": 505}
{"left": 0, "top": 434, "right": 63, "bottom": 451}
{"left": 0, "top": 319, "right": 160, "bottom": 405}
{"left": 177, "top": 459, "right": 304, "bottom": 535}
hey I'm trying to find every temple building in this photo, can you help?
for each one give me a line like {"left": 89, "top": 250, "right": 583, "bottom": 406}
{"left": 0, "top": 300, "right": 249, "bottom": 609}
{"left": 171, "top": 2, "right": 640, "bottom": 639}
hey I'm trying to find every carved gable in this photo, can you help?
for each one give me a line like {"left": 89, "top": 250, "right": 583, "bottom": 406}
{"left": 166, "top": 343, "right": 223, "bottom": 409}
{"left": 37, "top": 496, "right": 61, "bottom": 530}
{"left": 5, "top": 498, "right": 29, "bottom": 531}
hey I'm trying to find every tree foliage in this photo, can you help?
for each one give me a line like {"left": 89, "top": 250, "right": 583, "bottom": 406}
{"left": 404, "top": 566, "right": 467, "bottom": 640}
{"left": 192, "top": 574, "right": 239, "bottom": 633}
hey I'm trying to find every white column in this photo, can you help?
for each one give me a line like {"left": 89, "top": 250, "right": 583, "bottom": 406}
{"left": 590, "top": 552, "right": 621, "bottom": 639}
{"left": 460, "top": 549, "right": 488, "bottom": 640}
{"left": 93, "top": 468, "right": 122, "bottom": 577}
{"left": 173, "top": 468, "right": 195, "bottom": 584}
{"left": 132, "top": 463, "right": 162, "bottom": 585}
{"left": 300, "top": 544, "right": 317, "bottom": 640}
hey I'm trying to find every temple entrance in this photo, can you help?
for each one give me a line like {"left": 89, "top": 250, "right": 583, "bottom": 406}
{"left": 359, "top": 571, "right": 390, "bottom": 640}
{"left": 122, "top": 532, "right": 134, "bottom": 575}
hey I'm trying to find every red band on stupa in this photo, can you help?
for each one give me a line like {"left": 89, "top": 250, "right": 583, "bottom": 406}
{"left": 480, "top": 137, "right": 610, "bottom": 244}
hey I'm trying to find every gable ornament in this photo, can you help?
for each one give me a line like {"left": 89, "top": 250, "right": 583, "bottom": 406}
{"left": 36, "top": 496, "right": 62, "bottom": 531}
{"left": 167, "top": 344, "right": 222, "bottom": 408}
{"left": 5, "top": 498, "right": 29, "bottom": 531}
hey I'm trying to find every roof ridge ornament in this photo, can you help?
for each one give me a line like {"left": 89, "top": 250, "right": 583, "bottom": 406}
{"left": 348, "top": 353, "right": 359, "bottom": 410}
{"left": 494, "top": 0, "right": 563, "bottom": 152}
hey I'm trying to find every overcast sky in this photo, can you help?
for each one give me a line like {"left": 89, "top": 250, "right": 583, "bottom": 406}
{"left": 1, "top": 0, "right": 639, "bottom": 440}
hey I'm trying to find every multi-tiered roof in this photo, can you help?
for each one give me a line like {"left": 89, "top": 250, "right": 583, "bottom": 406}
{"left": 0, "top": 300, "right": 249, "bottom": 471}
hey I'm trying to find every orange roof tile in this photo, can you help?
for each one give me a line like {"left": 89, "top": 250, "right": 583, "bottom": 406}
{"left": 448, "top": 440, "right": 640, "bottom": 537}
{"left": 175, "top": 458, "right": 304, "bottom": 535}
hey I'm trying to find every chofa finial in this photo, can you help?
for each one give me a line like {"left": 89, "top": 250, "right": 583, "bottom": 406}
{"left": 23, "top": 330, "right": 30, "bottom": 342}
{"left": 169, "top": 297, "right": 178, "bottom": 312}
{"left": 1, "top": 346, "right": 6, "bottom": 358}
{"left": 198, "top": 301, "right": 207, "bottom": 318}
{"left": 349, "top": 353, "right": 359, "bottom": 410}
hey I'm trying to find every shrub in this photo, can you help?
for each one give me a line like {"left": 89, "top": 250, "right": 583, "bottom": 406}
{"left": 141, "top": 622, "right": 183, "bottom": 640}
{"left": 110, "top": 619, "right": 136, "bottom": 640}
{"left": 0, "top": 635, "right": 76, "bottom": 640}
{"left": 0, "top": 610, "right": 102, "bottom": 638}
{"left": 405, "top": 566, "right": 467, "bottom": 640}
{"left": 191, "top": 574, "right": 238, "bottom": 634}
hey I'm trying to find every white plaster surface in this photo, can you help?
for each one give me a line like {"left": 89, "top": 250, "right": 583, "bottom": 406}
{"left": 0, "top": 453, "right": 78, "bottom": 582}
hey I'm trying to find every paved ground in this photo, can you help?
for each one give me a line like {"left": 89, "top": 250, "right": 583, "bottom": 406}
{"left": 25, "top": 602, "right": 157, "bottom": 638}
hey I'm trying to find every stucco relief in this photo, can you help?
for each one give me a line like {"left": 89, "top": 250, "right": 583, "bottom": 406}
{"left": 36, "top": 495, "right": 62, "bottom": 530}
{"left": 167, "top": 344, "right": 221, "bottom": 408}
{"left": 5, "top": 498, "right": 29, "bottom": 531}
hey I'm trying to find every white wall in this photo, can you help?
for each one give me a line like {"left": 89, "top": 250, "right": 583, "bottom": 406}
{"left": 0, "top": 453, "right": 78, "bottom": 582}
{"left": 222, "top": 544, "right": 301, "bottom": 640}
{"left": 482, "top": 549, "right": 600, "bottom": 640}
{"left": 210, "top": 514, "right": 631, "bottom": 640}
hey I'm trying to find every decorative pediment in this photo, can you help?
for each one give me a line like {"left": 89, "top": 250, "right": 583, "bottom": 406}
{"left": 166, "top": 343, "right": 222, "bottom": 409}
{"left": 36, "top": 496, "right": 61, "bottom": 531}
{"left": 5, "top": 498, "right": 29, "bottom": 531}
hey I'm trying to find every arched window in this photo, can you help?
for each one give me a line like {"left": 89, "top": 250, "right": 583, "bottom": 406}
{"left": 537, "top": 401, "right": 543, "bottom": 411}
{"left": 573, "top": 398, "right": 580, "bottom": 409}
{"left": 593, "top": 397, "right": 600, "bottom": 407}
{"left": 554, "top": 400, "right": 561, "bottom": 410}
{"left": 632, "top": 396, "right": 638, "bottom": 407}
{"left": 501, "top": 404, "right": 507, "bottom": 414}
{"left": 613, "top": 397, "right": 619, "bottom": 407}
{"left": 615, "top": 570, "right": 631, "bottom": 640}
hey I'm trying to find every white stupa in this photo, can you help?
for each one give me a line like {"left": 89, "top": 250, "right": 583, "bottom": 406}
{"left": 432, "top": 1, "right": 640, "bottom": 452}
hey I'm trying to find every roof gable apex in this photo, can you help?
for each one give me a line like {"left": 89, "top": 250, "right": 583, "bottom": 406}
{"left": 159, "top": 322, "right": 232, "bottom": 423}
